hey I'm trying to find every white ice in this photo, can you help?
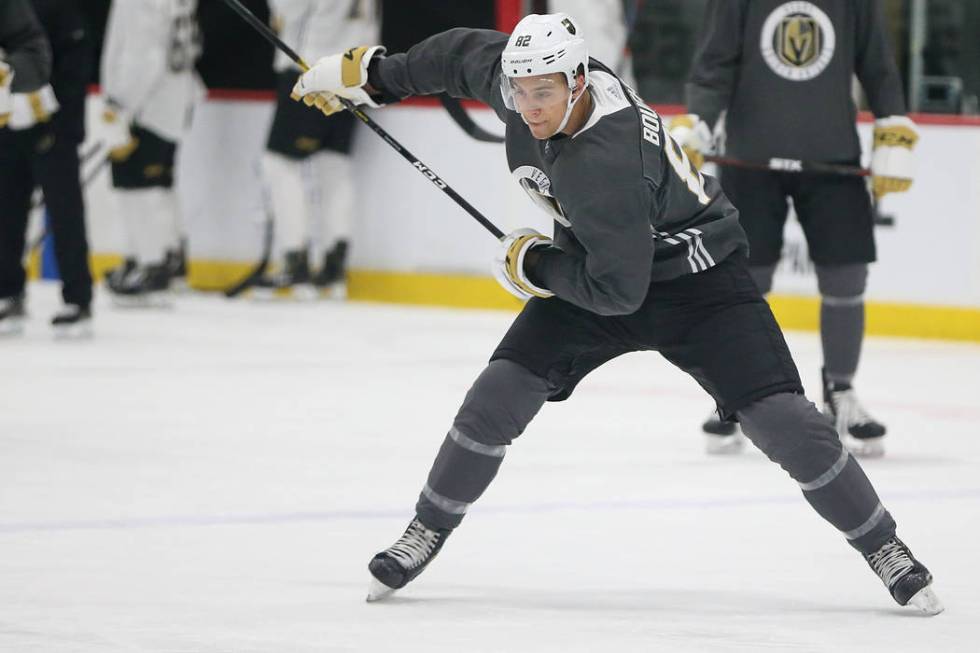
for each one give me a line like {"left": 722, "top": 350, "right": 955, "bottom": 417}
{"left": 2, "top": 281, "right": 978, "bottom": 652}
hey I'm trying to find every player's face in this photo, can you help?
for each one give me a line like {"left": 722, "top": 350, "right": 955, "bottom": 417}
{"left": 509, "top": 73, "right": 572, "bottom": 139}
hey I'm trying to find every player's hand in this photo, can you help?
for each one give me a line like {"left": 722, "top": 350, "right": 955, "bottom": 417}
{"left": 871, "top": 115, "right": 918, "bottom": 199}
{"left": 667, "top": 114, "right": 712, "bottom": 170}
{"left": 492, "top": 228, "right": 555, "bottom": 301}
{"left": 291, "top": 45, "right": 386, "bottom": 117}
{"left": 6, "top": 84, "right": 58, "bottom": 130}
{"left": 101, "top": 102, "right": 137, "bottom": 161}
{"left": 0, "top": 62, "right": 13, "bottom": 128}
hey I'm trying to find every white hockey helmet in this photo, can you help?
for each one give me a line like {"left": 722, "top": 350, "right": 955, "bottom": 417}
{"left": 500, "top": 13, "right": 589, "bottom": 135}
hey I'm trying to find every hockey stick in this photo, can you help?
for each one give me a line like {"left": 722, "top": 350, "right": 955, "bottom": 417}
{"left": 703, "top": 155, "right": 895, "bottom": 226}
{"left": 223, "top": 162, "right": 274, "bottom": 298}
{"left": 219, "top": 0, "right": 505, "bottom": 240}
{"left": 704, "top": 155, "right": 870, "bottom": 177}
{"left": 217, "top": 0, "right": 504, "bottom": 240}
{"left": 438, "top": 94, "right": 505, "bottom": 143}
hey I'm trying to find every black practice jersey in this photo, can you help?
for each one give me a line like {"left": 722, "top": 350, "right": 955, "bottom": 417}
{"left": 687, "top": 0, "right": 906, "bottom": 162}
{"left": 0, "top": 0, "right": 51, "bottom": 92}
{"left": 373, "top": 28, "right": 746, "bottom": 316}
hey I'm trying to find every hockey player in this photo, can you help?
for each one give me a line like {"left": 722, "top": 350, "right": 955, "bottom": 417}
{"left": 669, "top": 0, "right": 916, "bottom": 457}
{"left": 255, "top": 0, "right": 378, "bottom": 298}
{"left": 0, "top": 0, "right": 95, "bottom": 337}
{"left": 99, "top": 0, "right": 201, "bottom": 305}
{"left": 290, "top": 13, "right": 943, "bottom": 614}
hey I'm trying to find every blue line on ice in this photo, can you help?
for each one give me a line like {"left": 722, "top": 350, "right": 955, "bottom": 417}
{"left": 2, "top": 488, "right": 979, "bottom": 535}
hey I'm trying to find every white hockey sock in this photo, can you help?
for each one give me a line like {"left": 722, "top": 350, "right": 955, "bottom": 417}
{"left": 311, "top": 150, "right": 354, "bottom": 249}
{"left": 262, "top": 152, "right": 309, "bottom": 258}
{"left": 116, "top": 188, "right": 175, "bottom": 266}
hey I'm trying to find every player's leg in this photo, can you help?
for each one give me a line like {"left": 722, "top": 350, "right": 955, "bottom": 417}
{"left": 256, "top": 69, "right": 323, "bottom": 296}
{"left": 657, "top": 255, "right": 940, "bottom": 613}
{"left": 0, "top": 128, "right": 34, "bottom": 335}
{"left": 32, "top": 125, "right": 94, "bottom": 336}
{"left": 106, "top": 124, "right": 179, "bottom": 306}
{"left": 309, "top": 111, "right": 356, "bottom": 298}
{"left": 699, "top": 166, "right": 789, "bottom": 450}
{"left": 368, "top": 297, "right": 629, "bottom": 601}
{"left": 792, "top": 168, "right": 884, "bottom": 456}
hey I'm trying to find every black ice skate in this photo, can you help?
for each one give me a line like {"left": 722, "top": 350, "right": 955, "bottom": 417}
{"left": 109, "top": 263, "right": 173, "bottom": 308}
{"left": 103, "top": 257, "right": 137, "bottom": 293}
{"left": 165, "top": 245, "right": 188, "bottom": 290}
{"left": 0, "top": 294, "right": 27, "bottom": 336}
{"left": 251, "top": 250, "right": 313, "bottom": 300}
{"left": 701, "top": 409, "right": 745, "bottom": 454}
{"left": 823, "top": 368, "right": 886, "bottom": 457}
{"left": 312, "top": 240, "right": 348, "bottom": 299}
{"left": 864, "top": 536, "right": 943, "bottom": 615}
{"left": 51, "top": 304, "right": 93, "bottom": 339}
{"left": 366, "top": 517, "right": 452, "bottom": 602}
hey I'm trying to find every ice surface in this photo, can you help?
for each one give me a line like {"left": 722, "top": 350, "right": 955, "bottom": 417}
{"left": 1, "top": 281, "right": 977, "bottom": 652}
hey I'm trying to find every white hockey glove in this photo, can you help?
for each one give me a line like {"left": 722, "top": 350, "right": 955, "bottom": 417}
{"left": 291, "top": 45, "right": 386, "bottom": 117}
{"left": 101, "top": 101, "right": 138, "bottom": 161}
{"left": 870, "top": 115, "right": 918, "bottom": 199}
{"left": 0, "top": 62, "right": 12, "bottom": 127}
{"left": 667, "top": 113, "right": 713, "bottom": 170}
{"left": 492, "top": 228, "right": 555, "bottom": 301}
{"left": 7, "top": 84, "right": 59, "bottom": 130}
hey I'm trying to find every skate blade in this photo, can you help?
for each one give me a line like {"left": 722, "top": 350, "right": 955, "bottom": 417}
{"left": 0, "top": 318, "right": 26, "bottom": 336}
{"left": 248, "top": 286, "right": 318, "bottom": 302}
{"left": 907, "top": 586, "right": 944, "bottom": 616}
{"left": 110, "top": 292, "right": 174, "bottom": 309}
{"left": 843, "top": 436, "right": 885, "bottom": 458}
{"left": 53, "top": 321, "right": 93, "bottom": 340}
{"left": 317, "top": 282, "right": 347, "bottom": 301}
{"left": 365, "top": 577, "right": 397, "bottom": 603}
{"left": 704, "top": 433, "right": 746, "bottom": 455}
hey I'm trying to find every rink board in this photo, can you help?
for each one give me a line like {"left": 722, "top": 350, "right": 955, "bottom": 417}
{"left": 52, "top": 95, "right": 980, "bottom": 341}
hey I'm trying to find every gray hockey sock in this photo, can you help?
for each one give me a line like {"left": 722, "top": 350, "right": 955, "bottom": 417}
{"left": 416, "top": 359, "right": 552, "bottom": 531}
{"left": 816, "top": 264, "right": 868, "bottom": 385}
{"left": 738, "top": 392, "right": 895, "bottom": 554}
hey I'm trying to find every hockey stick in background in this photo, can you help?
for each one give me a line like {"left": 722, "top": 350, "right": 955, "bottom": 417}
{"left": 438, "top": 94, "right": 505, "bottom": 143}
{"left": 703, "top": 155, "right": 895, "bottom": 226}
{"left": 704, "top": 155, "right": 870, "bottom": 177}
{"left": 223, "top": 161, "right": 274, "bottom": 298}
{"left": 219, "top": 0, "right": 505, "bottom": 241}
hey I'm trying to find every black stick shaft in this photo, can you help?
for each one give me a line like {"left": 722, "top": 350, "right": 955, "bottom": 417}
{"left": 705, "top": 155, "right": 870, "bottom": 178}
{"left": 219, "top": 0, "right": 504, "bottom": 240}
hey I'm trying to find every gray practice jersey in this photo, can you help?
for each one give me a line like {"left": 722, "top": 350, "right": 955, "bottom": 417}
{"left": 687, "top": 0, "right": 906, "bottom": 162}
{"left": 373, "top": 28, "right": 746, "bottom": 316}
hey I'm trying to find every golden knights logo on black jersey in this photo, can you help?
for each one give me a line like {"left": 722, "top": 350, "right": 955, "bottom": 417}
{"left": 761, "top": 1, "right": 836, "bottom": 81}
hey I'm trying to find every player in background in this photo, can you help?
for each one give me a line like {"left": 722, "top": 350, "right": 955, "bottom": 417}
{"left": 0, "top": 0, "right": 95, "bottom": 337}
{"left": 291, "top": 13, "right": 941, "bottom": 614}
{"left": 99, "top": 0, "right": 202, "bottom": 305}
{"left": 669, "top": 0, "right": 917, "bottom": 457}
{"left": 255, "top": 0, "right": 378, "bottom": 298}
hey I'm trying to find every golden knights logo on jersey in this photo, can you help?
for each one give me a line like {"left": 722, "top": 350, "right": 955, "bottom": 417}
{"left": 760, "top": 1, "right": 836, "bottom": 81}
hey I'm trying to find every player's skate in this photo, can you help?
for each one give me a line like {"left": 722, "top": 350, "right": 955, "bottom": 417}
{"left": 864, "top": 536, "right": 943, "bottom": 615}
{"left": 51, "top": 304, "right": 93, "bottom": 339}
{"left": 0, "top": 294, "right": 27, "bottom": 336}
{"left": 366, "top": 517, "right": 452, "bottom": 602}
{"left": 312, "top": 240, "right": 348, "bottom": 300}
{"left": 165, "top": 246, "right": 188, "bottom": 292}
{"left": 251, "top": 250, "right": 315, "bottom": 301}
{"left": 109, "top": 264, "right": 174, "bottom": 308}
{"left": 701, "top": 409, "right": 745, "bottom": 454}
{"left": 823, "top": 369, "right": 886, "bottom": 457}
{"left": 104, "top": 257, "right": 137, "bottom": 293}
